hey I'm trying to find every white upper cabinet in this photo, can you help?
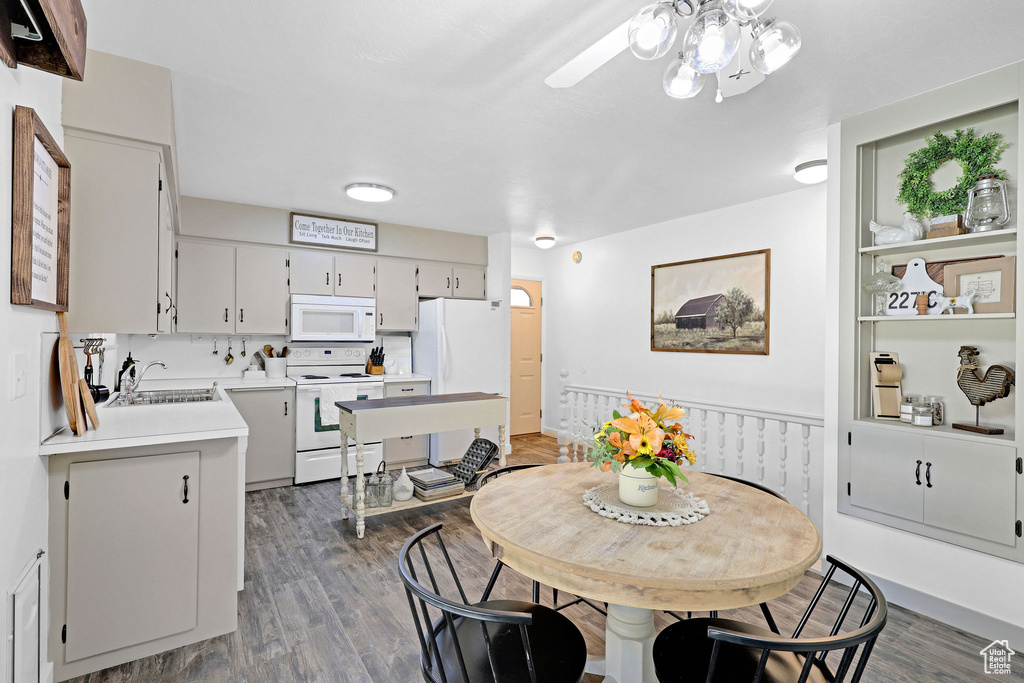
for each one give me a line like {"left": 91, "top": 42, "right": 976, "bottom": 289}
{"left": 175, "top": 241, "right": 235, "bottom": 333}
{"left": 418, "top": 262, "right": 453, "bottom": 298}
{"left": 452, "top": 267, "right": 486, "bottom": 299}
{"left": 236, "top": 247, "right": 290, "bottom": 334}
{"left": 157, "top": 164, "right": 174, "bottom": 333}
{"left": 65, "top": 133, "right": 163, "bottom": 334}
{"left": 335, "top": 254, "right": 376, "bottom": 298}
{"left": 376, "top": 260, "right": 419, "bottom": 331}
{"left": 289, "top": 251, "right": 334, "bottom": 296}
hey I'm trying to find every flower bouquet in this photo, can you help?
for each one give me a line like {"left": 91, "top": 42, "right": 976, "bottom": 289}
{"left": 589, "top": 393, "right": 697, "bottom": 507}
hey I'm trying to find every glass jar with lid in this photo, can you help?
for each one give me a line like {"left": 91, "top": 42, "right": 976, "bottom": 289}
{"left": 912, "top": 403, "right": 934, "bottom": 427}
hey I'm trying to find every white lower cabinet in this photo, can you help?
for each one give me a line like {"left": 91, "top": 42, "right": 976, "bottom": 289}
{"left": 849, "top": 423, "right": 1018, "bottom": 548}
{"left": 65, "top": 452, "right": 200, "bottom": 662}
{"left": 228, "top": 386, "right": 296, "bottom": 488}
{"left": 384, "top": 380, "right": 430, "bottom": 468}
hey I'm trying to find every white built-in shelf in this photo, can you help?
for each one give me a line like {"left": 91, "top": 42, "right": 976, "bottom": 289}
{"left": 858, "top": 228, "right": 1017, "bottom": 256}
{"left": 858, "top": 313, "right": 1015, "bottom": 322}
{"left": 361, "top": 488, "right": 476, "bottom": 518}
{"left": 852, "top": 418, "right": 1016, "bottom": 445}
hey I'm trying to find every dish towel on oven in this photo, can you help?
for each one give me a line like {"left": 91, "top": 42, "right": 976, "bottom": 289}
{"left": 319, "top": 384, "right": 358, "bottom": 427}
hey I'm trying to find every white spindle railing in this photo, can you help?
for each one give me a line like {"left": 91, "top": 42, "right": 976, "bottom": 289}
{"left": 557, "top": 373, "right": 825, "bottom": 532}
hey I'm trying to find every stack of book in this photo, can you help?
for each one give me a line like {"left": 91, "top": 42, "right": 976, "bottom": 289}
{"left": 409, "top": 468, "right": 466, "bottom": 502}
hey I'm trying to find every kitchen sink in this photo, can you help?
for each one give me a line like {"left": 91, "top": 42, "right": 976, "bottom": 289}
{"left": 105, "top": 384, "right": 220, "bottom": 407}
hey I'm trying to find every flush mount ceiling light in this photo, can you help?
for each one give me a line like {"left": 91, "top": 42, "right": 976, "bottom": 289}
{"left": 546, "top": 0, "right": 800, "bottom": 103}
{"left": 535, "top": 236, "right": 556, "bottom": 249}
{"left": 794, "top": 159, "right": 827, "bottom": 184}
{"left": 345, "top": 183, "right": 395, "bottom": 202}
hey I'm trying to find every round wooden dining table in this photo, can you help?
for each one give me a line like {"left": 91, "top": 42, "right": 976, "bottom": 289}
{"left": 470, "top": 463, "right": 822, "bottom": 683}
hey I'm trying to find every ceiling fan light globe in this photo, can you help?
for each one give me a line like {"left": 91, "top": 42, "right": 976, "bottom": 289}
{"left": 663, "top": 56, "right": 706, "bottom": 98}
{"left": 749, "top": 19, "right": 801, "bottom": 74}
{"left": 721, "top": 0, "right": 774, "bottom": 23}
{"left": 681, "top": 1, "right": 741, "bottom": 74}
{"left": 628, "top": 3, "right": 679, "bottom": 60}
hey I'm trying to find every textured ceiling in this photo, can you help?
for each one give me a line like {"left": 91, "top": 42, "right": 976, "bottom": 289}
{"left": 81, "top": 0, "right": 1024, "bottom": 247}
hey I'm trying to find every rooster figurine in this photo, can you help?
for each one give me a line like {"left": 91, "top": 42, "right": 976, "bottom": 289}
{"left": 953, "top": 345, "right": 1015, "bottom": 434}
{"left": 869, "top": 212, "right": 925, "bottom": 245}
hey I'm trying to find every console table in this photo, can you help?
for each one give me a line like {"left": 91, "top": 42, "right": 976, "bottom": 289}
{"left": 336, "top": 392, "right": 508, "bottom": 538}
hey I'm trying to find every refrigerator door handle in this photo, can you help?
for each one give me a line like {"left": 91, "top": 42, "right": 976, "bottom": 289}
{"left": 440, "top": 323, "right": 449, "bottom": 382}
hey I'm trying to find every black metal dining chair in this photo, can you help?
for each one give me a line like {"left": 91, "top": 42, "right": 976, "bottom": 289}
{"left": 664, "top": 473, "right": 787, "bottom": 633}
{"left": 652, "top": 555, "right": 888, "bottom": 683}
{"left": 477, "top": 465, "right": 607, "bottom": 616}
{"left": 399, "top": 523, "right": 588, "bottom": 683}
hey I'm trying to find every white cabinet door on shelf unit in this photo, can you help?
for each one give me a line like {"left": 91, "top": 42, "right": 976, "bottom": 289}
{"left": 236, "top": 247, "right": 290, "bottom": 334}
{"left": 290, "top": 251, "right": 334, "bottom": 295}
{"left": 175, "top": 241, "right": 235, "bottom": 333}
{"left": 64, "top": 134, "right": 162, "bottom": 334}
{"left": 923, "top": 436, "right": 1017, "bottom": 546}
{"left": 452, "top": 267, "right": 485, "bottom": 299}
{"left": 384, "top": 381, "right": 430, "bottom": 468}
{"left": 376, "top": 260, "right": 419, "bottom": 331}
{"left": 64, "top": 451, "right": 200, "bottom": 662}
{"left": 157, "top": 163, "right": 174, "bottom": 332}
{"left": 335, "top": 254, "right": 376, "bottom": 298}
{"left": 849, "top": 423, "right": 924, "bottom": 523}
{"left": 418, "top": 263, "right": 453, "bottom": 298}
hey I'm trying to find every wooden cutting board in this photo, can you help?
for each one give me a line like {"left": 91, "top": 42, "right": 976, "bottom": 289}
{"left": 79, "top": 378, "right": 99, "bottom": 429}
{"left": 57, "top": 312, "right": 85, "bottom": 435}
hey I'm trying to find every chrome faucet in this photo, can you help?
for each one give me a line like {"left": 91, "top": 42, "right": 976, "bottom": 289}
{"left": 119, "top": 361, "right": 167, "bottom": 404}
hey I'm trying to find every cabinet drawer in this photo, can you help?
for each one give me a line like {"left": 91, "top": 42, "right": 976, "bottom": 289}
{"left": 385, "top": 382, "right": 429, "bottom": 397}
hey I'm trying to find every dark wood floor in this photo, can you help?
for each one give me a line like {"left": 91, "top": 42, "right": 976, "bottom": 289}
{"left": 71, "top": 434, "right": 1012, "bottom": 682}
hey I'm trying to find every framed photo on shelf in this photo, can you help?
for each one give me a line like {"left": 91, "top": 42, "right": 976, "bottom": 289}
{"left": 943, "top": 256, "right": 1016, "bottom": 314}
{"left": 11, "top": 106, "right": 71, "bottom": 311}
{"left": 651, "top": 249, "right": 770, "bottom": 355}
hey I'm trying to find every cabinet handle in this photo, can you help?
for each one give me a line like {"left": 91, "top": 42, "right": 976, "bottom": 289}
{"left": 164, "top": 292, "right": 172, "bottom": 313}
{"left": 182, "top": 475, "right": 190, "bottom": 504}
{"left": 401, "top": 436, "right": 413, "bottom": 440}
{"left": 401, "top": 388, "right": 414, "bottom": 392}
{"left": 327, "top": 272, "right": 331, "bottom": 286}
{"left": 284, "top": 401, "right": 288, "bottom": 416}
{"left": 915, "top": 460, "right": 922, "bottom": 485}
{"left": 447, "top": 276, "right": 450, "bottom": 289}
{"left": 925, "top": 462, "right": 932, "bottom": 488}
{"left": 379, "top": 313, "right": 383, "bottom": 326}
{"left": 239, "top": 308, "right": 244, "bottom": 323}
{"left": 456, "top": 277, "right": 460, "bottom": 289}
{"left": 224, "top": 308, "right": 229, "bottom": 322}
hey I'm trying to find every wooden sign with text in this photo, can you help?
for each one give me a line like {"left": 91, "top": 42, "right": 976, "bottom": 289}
{"left": 290, "top": 213, "right": 377, "bottom": 252}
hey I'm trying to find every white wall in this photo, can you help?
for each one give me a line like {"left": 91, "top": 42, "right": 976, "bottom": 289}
{"left": 1, "top": 66, "right": 64, "bottom": 683}
{"left": 824, "top": 124, "right": 1024, "bottom": 646}
{"left": 488, "top": 233, "right": 513, "bottom": 450}
{"left": 518, "top": 184, "right": 828, "bottom": 434}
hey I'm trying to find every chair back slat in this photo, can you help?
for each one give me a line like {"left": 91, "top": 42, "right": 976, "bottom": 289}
{"left": 751, "top": 649, "right": 771, "bottom": 683}
{"left": 850, "top": 637, "right": 879, "bottom": 683}
{"left": 519, "top": 623, "right": 540, "bottom": 683}
{"left": 437, "top": 534, "right": 470, "bottom": 605}
{"left": 818, "top": 579, "right": 862, "bottom": 667}
{"left": 792, "top": 563, "right": 838, "bottom": 638}
{"left": 833, "top": 641, "right": 860, "bottom": 683}
{"left": 418, "top": 542, "right": 443, "bottom": 597}
{"left": 704, "top": 640, "right": 723, "bottom": 683}
{"left": 442, "top": 610, "right": 472, "bottom": 681}
{"left": 796, "top": 649, "right": 818, "bottom": 683}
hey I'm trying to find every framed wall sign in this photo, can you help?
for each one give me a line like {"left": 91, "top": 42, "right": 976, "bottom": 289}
{"left": 11, "top": 105, "right": 71, "bottom": 311}
{"left": 944, "top": 256, "right": 1016, "bottom": 314}
{"left": 290, "top": 212, "right": 378, "bottom": 252}
{"left": 651, "top": 249, "right": 770, "bottom": 355}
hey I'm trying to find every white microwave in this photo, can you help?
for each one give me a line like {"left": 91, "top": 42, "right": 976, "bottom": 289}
{"left": 289, "top": 295, "right": 376, "bottom": 342}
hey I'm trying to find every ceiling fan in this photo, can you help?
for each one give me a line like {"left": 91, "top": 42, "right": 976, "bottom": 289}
{"left": 545, "top": 0, "right": 800, "bottom": 102}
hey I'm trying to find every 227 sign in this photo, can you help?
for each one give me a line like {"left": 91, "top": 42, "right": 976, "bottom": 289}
{"left": 886, "top": 289, "right": 940, "bottom": 315}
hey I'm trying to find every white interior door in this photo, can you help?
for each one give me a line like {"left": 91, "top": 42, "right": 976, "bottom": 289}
{"left": 65, "top": 452, "right": 200, "bottom": 662}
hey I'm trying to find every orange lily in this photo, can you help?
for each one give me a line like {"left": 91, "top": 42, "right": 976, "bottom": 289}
{"left": 607, "top": 431, "right": 635, "bottom": 460}
{"left": 651, "top": 401, "right": 686, "bottom": 426}
{"left": 611, "top": 413, "right": 665, "bottom": 456}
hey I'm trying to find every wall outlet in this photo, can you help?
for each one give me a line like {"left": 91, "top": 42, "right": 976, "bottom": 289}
{"left": 11, "top": 352, "right": 27, "bottom": 399}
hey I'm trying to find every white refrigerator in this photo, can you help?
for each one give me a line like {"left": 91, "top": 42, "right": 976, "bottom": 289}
{"left": 413, "top": 298, "right": 506, "bottom": 466}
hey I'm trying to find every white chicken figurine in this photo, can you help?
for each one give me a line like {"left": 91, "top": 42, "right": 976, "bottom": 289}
{"left": 869, "top": 212, "right": 925, "bottom": 245}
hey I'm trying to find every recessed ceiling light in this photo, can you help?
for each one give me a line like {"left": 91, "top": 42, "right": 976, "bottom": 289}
{"left": 794, "top": 160, "right": 827, "bottom": 185}
{"left": 345, "top": 183, "right": 395, "bottom": 202}
{"left": 535, "top": 236, "right": 556, "bottom": 249}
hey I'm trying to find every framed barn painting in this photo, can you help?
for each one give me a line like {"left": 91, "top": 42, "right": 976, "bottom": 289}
{"left": 651, "top": 249, "right": 770, "bottom": 355}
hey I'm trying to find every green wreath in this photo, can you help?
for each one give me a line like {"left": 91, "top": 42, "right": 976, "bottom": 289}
{"left": 897, "top": 128, "right": 1009, "bottom": 220}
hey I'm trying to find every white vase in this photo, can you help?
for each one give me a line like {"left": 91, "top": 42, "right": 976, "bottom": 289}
{"left": 618, "top": 463, "right": 660, "bottom": 507}
{"left": 393, "top": 467, "right": 414, "bottom": 501}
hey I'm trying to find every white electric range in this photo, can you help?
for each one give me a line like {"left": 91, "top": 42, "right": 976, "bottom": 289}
{"left": 287, "top": 344, "right": 385, "bottom": 484}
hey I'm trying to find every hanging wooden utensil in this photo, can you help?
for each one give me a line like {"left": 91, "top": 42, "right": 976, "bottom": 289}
{"left": 57, "top": 312, "right": 85, "bottom": 435}
{"left": 79, "top": 378, "right": 100, "bottom": 429}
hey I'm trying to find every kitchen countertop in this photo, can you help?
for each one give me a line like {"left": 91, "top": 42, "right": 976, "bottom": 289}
{"left": 381, "top": 373, "right": 431, "bottom": 383}
{"left": 37, "top": 376, "right": 271, "bottom": 456}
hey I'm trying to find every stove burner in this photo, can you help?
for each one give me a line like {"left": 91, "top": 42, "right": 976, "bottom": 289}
{"left": 301, "top": 374, "right": 329, "bottom": 379}
{"left": 339, "top": 373, "right": 369, "bottom": 378}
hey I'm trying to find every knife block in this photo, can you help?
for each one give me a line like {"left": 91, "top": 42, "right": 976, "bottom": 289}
{"left": 366, "top": 361, "right": 384, "bottom": 375}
